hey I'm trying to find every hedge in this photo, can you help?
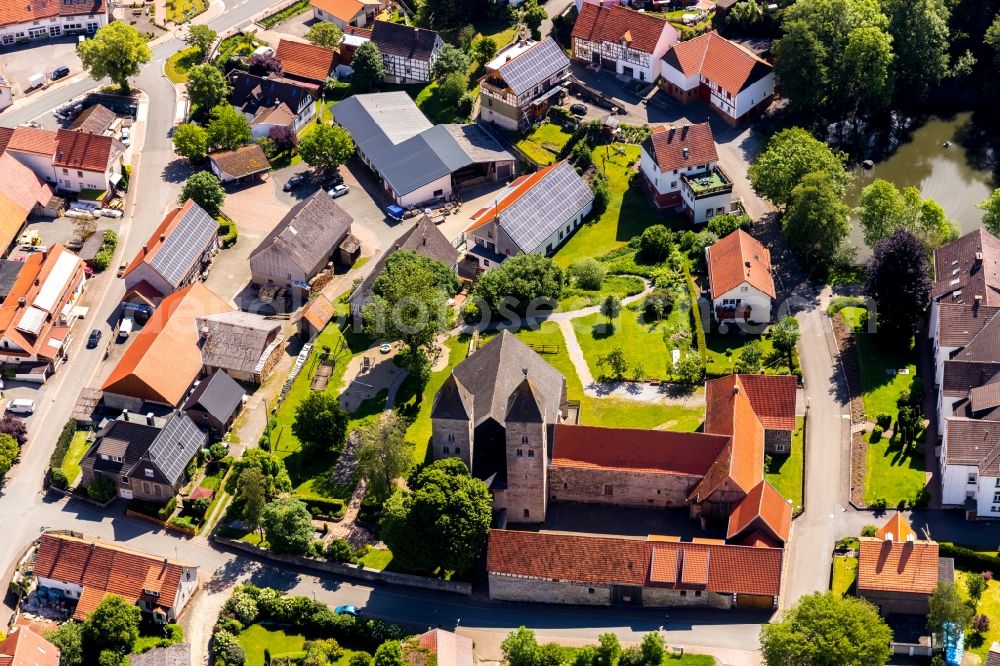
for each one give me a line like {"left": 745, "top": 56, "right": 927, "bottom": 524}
{"left": 218, "top": 221, "right": 238, "bottom": 248}
{"left": 48, "top": 419, "right": 77, "bottom": 470}
{"left": 938, "top": 542, "right": 1000, "bottom": 572}
{"left": 303, "top": 497, "right": 346, "bottom": 520}
{"left": 685, "top": 269, "right": 707, "bottom": 363}
{"left": 827, "top": 295, "right": 867, "bottom": 315}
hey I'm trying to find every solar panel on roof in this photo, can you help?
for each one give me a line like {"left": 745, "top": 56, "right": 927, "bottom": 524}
{"left": 498, "top": 163, "right": 594, "bottom": 252}
{"left": 149, "top": 203, "right": 218, "bottom": 289}
{"left": 147, "top": 413, "right": 206, "bottom": 483}
{"left": 499, "top": 39, "right": 570, "bottom": 96}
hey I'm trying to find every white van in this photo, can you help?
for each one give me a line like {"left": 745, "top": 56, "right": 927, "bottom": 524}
{"left": 6, "top": 399, "right": 35, "bottom": 415}
{"left": 118, "top": 316, "right": 134, "bottom": 339}
{"left": 252, "top": 45, "right": 274, "bottom": 57}
{"left": 26, "top": 73, "right": 45, "bottom": 90}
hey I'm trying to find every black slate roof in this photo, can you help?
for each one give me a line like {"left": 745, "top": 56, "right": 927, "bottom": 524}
{"left": 227, "top": 70, "right": 313, "bottom": 117}
{"left": 183, "top": 370, "right": 246, "bottom": 426}
{"left": 250, "top": 190, "right": 353, "bottom": 275}
{"left": 370, "top": 20, "right": 441, "bottom": 61}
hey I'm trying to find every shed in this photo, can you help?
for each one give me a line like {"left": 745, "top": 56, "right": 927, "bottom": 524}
{"left": 182, "top": 370, "right": 246, "bottom": 436}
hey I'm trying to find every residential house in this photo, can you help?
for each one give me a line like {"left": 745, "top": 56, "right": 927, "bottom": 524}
{"left": 332, "top": 92, "right": 516, "bottom": 208}
{"left": 0, "top": 0, "right": 107, "bottom": 44}
{"left": 479, "top": 38, "right": 570, "bottom": 131}
{"left": 462, "top": 161, "right": 594, "bottom": 271}
{"left": 182, "top": 369, "right": 246, "bottom": 436}
{"left": 275, "top": 39, "right": 336, "bottom": 86}
{"left": 129, "top": 644, "right": 192, "bottom": 666}
{"left": 660, "top": 31, "right": 775, "bottom": 126}
{"left": 80, "top": 410, "right": 207, "bottom": 503}
{"left": 417, "top": 629, "right": 473, "bottom": 666}
{"left": 370, "top": 21, "right": 444, "bottom": 84}
{"left": 297, "top": 293, "right": 335, "bottom": 340}
{"left": 0, "top": 626, "right": 60, "bottom": 666}
{"left": 938, "top": 419, "right": 1000, "bottom": 516}
{"left": 989, "top": 643, "right": 1000, "bottom": 666}
{"left": 0, "top": 152, "right": 56, "bottom": 253}
{"left": 0, "top": 244, "right": 86, "bottom": 371}
{"left": 349, "top": 214, "right": 458, "bottom": 318}
{"left": 487, "top": 530, "right": 784, "bottom": 609}
{"left": 705, "top": 374, "right": 796, "bottom": 454}
{"left": 857, "top": 513, "right": 953, "bottom": 615}
{"left": 726, "top": 480, "right": 792, "bottom": 547}
{"left": 571, "top": 4, "right": 678, "bottom": 82}
{"left": 2, "top": 125, "right": 125, "bottom": 193}
{"left": 310, "top": 0, "right": 380, "bottom": 29}
{"left": 122, "top": 199, "right": 220, "bottom": 302}
{"left": 209, "top": 143, "right": 271, "bottom": 184}
{"left": 574, "top": 0, "right": 630, "bottom": 11}
{"left": 227, "top": 71, "right": 316, "bottom": 139}
{"left": 196, "top": 310, "right": 285, "bottom": 383}
{"left": 68, "top": 103, "right": 117, "bottom": 135}
{"left": 34, "top": 532, "right": 199, "bottom": 622}
{"left": 638, "top": 122, "right": 733, "bottom": 221}
{"left": 249, "top": 190, "right": 354, "bottom": 295}
{"left": 705, "top": 229, "right": 775, "bottom": 324}
{"left": 102, "top": 283, "right": 233, "bottom": 409}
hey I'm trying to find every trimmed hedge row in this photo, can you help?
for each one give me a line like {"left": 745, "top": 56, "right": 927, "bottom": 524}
{"left": 47, "top": 419, "right": 78, "bottom": 487}
{"left": 939, "top": 542, "right": 1000, "bottom": 572}
{"left": 685, "top": 269, "right": 707, "bottom": 363}
{"left": 303, "top": 497, "right": 346, "bottom": 520}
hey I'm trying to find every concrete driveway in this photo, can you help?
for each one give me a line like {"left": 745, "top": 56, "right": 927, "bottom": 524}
{"left": 0, "top": 37, "right": 82, "bottom": 97}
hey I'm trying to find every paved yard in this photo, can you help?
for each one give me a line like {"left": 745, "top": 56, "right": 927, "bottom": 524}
{"left": 0, "top": 37, "right": 82, "bottom": 97}
{"left": 259, "top": 11, "right": 318, "bottom": 44}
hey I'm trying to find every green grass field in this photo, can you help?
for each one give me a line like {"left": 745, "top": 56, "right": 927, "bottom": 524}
{"left": 516, "top": 123, "right": 575, "bottom": 166}
{"left": 165, "top": 46, "right": 200, "bottom": 84}
{"left": 165, "top": 0, "right": 206, "bottom": 23}
{"left": 705, "top": 333, "right": 784, "bottom": 375}
{"left": 839, "top": 306, "right": 918, "bottom": 420}
{"left": 831, "top": 555, "right": 858, "bottom": 597}
{"left": 238, "top": 625, "right": 306, "bottom": 666}
{"left": 766, "top": 417, "right": 804, "bottom": 510}
{"left": 359, "top": 547, "right": 393, "bottom": 570}
{"left": 863, "top": 431, "right": 927, "bottom": 506}
{"left": 957, "top": 570, "right": 1000, "bottom": 661}
{"left": 572, "top": 307, "right": 673, "bottom": 381}
{"left": 556, "top": 275, "right": 645, "bottom": 312}
{"left": 61, "top": 432, "right": 91, "bottom": 486}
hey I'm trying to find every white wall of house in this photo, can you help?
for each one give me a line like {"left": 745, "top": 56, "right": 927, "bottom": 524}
{"left": 937, "top": 392, "right": 961, "bottom": 435}
{"left": 733, "top": 74, "right": 774, "bottom": 118}
{"left": 0, "top": 85, "right": 11, "bottom": 111}
{"left": 660, "top": 63, "right": 698, "bottom": 93}
{"left": 0, "top": 12, "right": 106, "bottom": 44}
{"left": 55, "top": 165, "right": 113, "bottom": 193}
{"left": 394, "top": 174, "right": 452, "bottom": 208}
{"left": 8, "top": 150, "right": 56, "bottom": 184}
{"left": 682, "top": 184, "right": 732, "bottom": 224}
{"left": 650, "top": 27, "right": 678, "bottom": 80}
{"left": 312, "top": 7, "right": 363, "bottom": 29}
{"left": 528, "top": 200, "right": 594, "bottom": 255}
{"left": 711, "top": 283, "right": 771, "bottom": 323}
{"left": 35, "top": 576, "right": 83, "bottom": 599}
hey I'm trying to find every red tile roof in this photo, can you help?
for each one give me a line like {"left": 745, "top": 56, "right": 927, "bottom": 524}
{"left": 551, "top": 423, "right": 730, "bottom": 476}
{"left": 642, "top": 122, "right": 718, "bottom": 173}
{"left": 5, "top": 126, "right": 58, "bottom": 156}
{"left": 858, "top": 539, "right": 939, "bottom": 596}
{"left": 34, "top": 533, "right": 194, "bottom": 621}
{"left": 417, "top": 629, "right": 473, "bottom": 666}
{"left": 0, "top": 0, "right": 104, "bottom": 27}
{"left": 662, "top": 31, "right": 772, "bottom": 95}
{"left": 0, "top": 626, "right": 60, "bottom": 666}
{"left": 706, "top": 374, "right": 796, "bottom": 432}
{"left": 0, "top": 127, "right": 14, "bottom": 153}
{"left": 276, "top": 39, "right": 336, "bottom": 83}
{"left": 301, "top": 293, "right": 335, "bottom": 331}
{"left": 466, "top": 162, "right": 561, "bottom": 232}
{"left": 5, "top": 126, "right": 121, "bottom": 172}
{"left": 487, "top": 530, "right": 648, "bottom": 586}
{"left": 876, "top": 512, "right": 916, "bottom": 542}
{"left": 572, "top": 3, "right": 674, "bottom": 54}
{"left": 706, "top": 229, "right": 776, "bottom": 299}
{"left": 648, "top": 540, "right": 782, "bottom": 596}
{"left": 309, "top": 0, "right": 365, "bottom": 22}
{"left": 727, "top": 480, "right": 792, "bottom": 544}
{"left": 0, "top": 152, "right": 53, "bottom": 252}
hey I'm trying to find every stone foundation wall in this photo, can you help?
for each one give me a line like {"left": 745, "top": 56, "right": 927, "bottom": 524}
{"left": 488, "top": 575, "right": 612, "bottom": 606}
{"left": 548, "top": 466, "right": 697, "bottom": 508}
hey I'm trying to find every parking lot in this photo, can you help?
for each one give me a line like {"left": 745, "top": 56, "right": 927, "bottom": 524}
{"left": 0, "top": 37, "right": 82, "bottom": 98}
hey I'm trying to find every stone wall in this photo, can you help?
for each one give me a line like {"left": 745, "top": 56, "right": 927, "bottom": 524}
{"left": 642, "top": 587, "right": 733, "bottom": 609}
{"left": 548, "top": 466, "right": 697, "bottom": 508}
{"left": 489, "top": 574, "right": 612, "bottom": 606}
{"left": 501, "top": 419, "right": 548, "bottom": 523}
{"left": 430, "top": 416, "right": 473, "bottom": 470}
{"left": 765, "top": 429, "right": 792, "bottom": 455}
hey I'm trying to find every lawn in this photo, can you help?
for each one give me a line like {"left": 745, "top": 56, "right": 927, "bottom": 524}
{"left": 555, "top": 645, "right": 714, "bottom": 665}
{"left": 831, "top": 555, "right": 858, "bottom": 597}
{"left": 705, "top": 333, "right": 796, "bottom": 377}
{"left": 516, "top": 122, "right": 575, "bottom": 166}
{"left": 839, "top": 306, "right": 918, "bottom": 420}
{"left": 239, "top": 625, "right": 306, "bottom": 666}
{"left": 555, "top": 144, "right": 658, "bottom": 268}
{"left": 766, "top": 416, "right": 804, "bottom": 510}
{"left": 359, "top": 547, "right": 393, "bottom": 570}
{"left": 863, "top": 431, "right": 927, "bottom": 506}
{"left": 165, "top": 46, "right": 200, "bottom": 84}
{"left": 199, "top": 465, "right": 224, "bottom": 491}
{"left": 572, "top": 306, "right": 674, "bottom": 382}
{"left": 61, "top": 432, "right": 91, "bottom": 486}
{"left": 957, "top": 570, "right": 1000, "bottom": 662}
{"left": 165, "top": 0, "right": 206, "bottom": 23}
{"left": 556, "top": 275, "right": 645, "bottom": 312}
{"left": 132, "top": 624, "right": 183, "bottom": 654}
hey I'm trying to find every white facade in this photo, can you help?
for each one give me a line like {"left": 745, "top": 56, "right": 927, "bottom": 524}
{"left": 394, "top": 174, "right": 452, "bottom": 208}
{"left": 574, "top": 30, "right": 676, "bottom": 82}
{"left": 682, "top": 178, "right": 733, "bottom": 224}
{"left": 940, "top": 420, "right": 1000, "bottom": 516}
{"left": 7, "top": 148, "right": 121, "bottom": 193}
{"left": 312, "top": 6, "right": 365, "bottom": 29}
{"left": 466, "top": 200, "right": 593, "bottom": 271}
{"left": 0, "top": 83, "right": 11, "bottom": 111}
{"left": 732, "top": 75, "right": 774, "bottom": 119}
{"left": 0, "top": 11, "right": 106, "bottom": 45}
{"left": 710, "top": 283, "right": 771, "bottom": 324}
{"left": 639, "top": 148, "right": 719, "bottom": 196}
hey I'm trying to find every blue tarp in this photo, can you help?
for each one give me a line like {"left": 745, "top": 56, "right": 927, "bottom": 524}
{"left": 943, "top": 621, "right": 964, "bottom": 666}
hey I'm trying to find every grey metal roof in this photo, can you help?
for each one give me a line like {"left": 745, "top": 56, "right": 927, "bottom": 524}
{"left": 88, "top": 420, "right": 160, "bottom": 476}
{"left": 140, "top": 411, "right": 207, "bottom": 485}
{"left": 149, "top": 201, "right": 218, "bottom": 289}
{"left": 494, "top": 161, "right": 594, "bottom": 253}
{"left": 250, "top": 191, "right": 353, "bottom": 276}
{"left": 443, "top": 124, "right": 513, "bottom": 163}
{"left": 495, "top": 38, "right": 570, "bottom": 96}
{"left": 334, "top": 91, "right": 431, "bottom": 146}
{"left": 196, "top": 311, "right": 281, "bottom": 375}
{"left": 183, "top": 370, "right": 246, "bottom": 426}
{"left": 129, "top": 644, "right": 192, "bottom": 666}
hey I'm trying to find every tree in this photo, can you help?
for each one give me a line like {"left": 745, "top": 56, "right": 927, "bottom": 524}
{"left": 352, "top": 41, "right": 385, "bottom": 92}
{"left": 0, "top": 433, "right": 19, "bottom": 475}
{"left": 978, "top": 189, "right": 1000, "bottom": 237}
{"left": 416, "top": 0, "right": 488, "bottom": 29}
{"left": 179, "top": 171, "right": 226, "bottom": 217}
{"left": 860, "top": 524, "right": 877, "bottom": 537}
{"left": 297, "top": 124, "right": 355, "bottom": 174}
{"left": 432, "top": 44, "right": 471, "bottom": 79}
{"left": 380, "top": 458, "right": 492, "bottom": 573}
{"left": 46, "top": 622, "right": 84, "bottom": 666}
{"left": 231, "top": 448, "right": 292, "bottom": 499}
{"left": 640, "top": 632, "right": 666, "bottom": 665}
{"left": 81, "top": 594, "right": 141, "bottom": 662}
{"left": 967, "top": 572, "right": 987, "bottom": 603}
{"left": 248, "top": 53, "right": 283, "bottom": 77}
{"left": 269, "top": 125, "right": 298, "bottom": 153}
{"left": 473, "top": 37, "right": 498, "bottom": 65}
{"left": 262, "top": 496, "right": 315, "bottom": 555}
{"left": 357, "top": 412, "right": 411, "bottom": 505}
{"left": 306, "top": 21, "right": 343, "bottom": 50}
{"left": 987, "top": 14, "right": 1000, "bottom": 71}
{"left": 638, "top": 225, "right": 673, "bottom": 263}
{"left": 569, "top": 258, "right": 606, "bottom": 290}
{"left": 172, "top": 123, "right": 209, "bottom": 162}
{"left": 238, "top": 467, "right": 267, "bottom": 539}
{"left": 590, "top": 172, "right": 610, "bottom": 215}
{"left": 206, "top": 104, "right": 253, "bottom": 152}
{"left": 771, "top": 316, "right": 800, "bottom": 370}
{"left": 598, "top": 346, "right": 630, "bottom": 380}
{"left": 182, "top": 24, "right": 217, "bottom": 57}
{"left": 77, "top": 22, "right": 151, "bottom": 91}
{"left": 840, "top": 26, "right": 894, "bottom": 117}
{"left": 928, "top": 582, "right": 974, "bottom": 643}
{"left": 973, "top": 614, "right": 991, "bottom": 635}
{"left": 881, "top": 0, "right": 949, "bottom": 104}
{"left": 748, "top": 128, "right": 851, "bottom": 207}
{"left": 396, "top": 346, "right": 433, "bottom": 405}
{"left": 292, "top": 391, "right": 349, "bottom": 454}
{"left": 707, "top": 213, "right": 751, "bottom": 238}
{"left": 773, "top": 20, "right": 829, "bottom": 116}
{"left": 373, "top": 641, "right": 405, "bottom": 666}
{"left": 734, "top": 341, "right": 764, "bottom": 374}
{"left": 857, "top": 179, "right": 955, "bottom": 248}
{"left": 501, "top": 627, "right": 538, "bottom": 666}
{"left": 436, "top": 71, "right": 469, "bottom": 116}
{"left": 864, "top": 229, "right": 930, "bottom": 341}
{"left": 0, "top": 415, "right": 26, "bottom": 447}
{"left": 469, "top": 253, "right": 564, "bottom": 319}
{"left": 303, "top": 638, "right": 344, "bottom": 666}
{"left": 521, "top": 0, "right": 548, "bottom": 37}
{"left": 675, "top": 354, "right": 705, "bottom": 384}
{"left": 781, "top": 171, "right": 851, "bottom": 265}
{"left": 760, "top": 591, "right": 892, "bottom": 666}
{"left": 600, "top": 295, "right": 621, "bottom": 326}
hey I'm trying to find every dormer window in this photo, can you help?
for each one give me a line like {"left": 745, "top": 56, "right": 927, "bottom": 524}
{"left": 143, "top": 588, "right": 159, "bottom": 597}
{"left": 145, "top": 469, "right": 154, "bottom": 478}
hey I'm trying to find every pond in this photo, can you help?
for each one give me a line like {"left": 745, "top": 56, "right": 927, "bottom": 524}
{"left": 844, "top": 112, "right": 995, "bottom": 255}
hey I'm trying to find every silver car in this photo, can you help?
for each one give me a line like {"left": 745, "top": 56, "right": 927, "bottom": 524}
{"left": 328, "top": 184, "right": 350, "bottom": 198}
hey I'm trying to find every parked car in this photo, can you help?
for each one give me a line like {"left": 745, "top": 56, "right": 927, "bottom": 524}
{"left": 87, "top": 329, "right": 102, "bottom": 348}
{"left": 118, "top": 317, "right": 134, "bottom": 339}
{"left": 6, "top": 399, "right": 35, "bottom": 415}
{"left": 334, "top": 605, "right": 361, "bottom": 617}
{"left": 570, "top": 102, "right": 587, "bottom": 117}
{"left": 328, "top": 184, "right": 349, "bottom": 198}
{"left": 50, "top": 66, "right": 70, "bottom": 81}
{"left": 120, "top": 127, "right": 131, "bottom": 147}
{"left": 117, "top": 263, "right": 127, "bottom": 277}
{"left": 283, "top": 174, "right": 306, "bottom": 191}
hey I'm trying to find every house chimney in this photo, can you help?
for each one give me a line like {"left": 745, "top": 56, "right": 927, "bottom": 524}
{"left": 682, "top": 147, "right": 689, "bottom": 159}
{"left": 200, "top": 325, "right": 209, "bottom": 338}
{"left": 745, "top": 260, "right": 751, "bottom": 268}
{"left": 34, "top": 278, "right": 40, "bottom": 286}
{"left": 906, "top": 533, "right": 915, "bottom": 542}
{"left": 123, "top": 408, "right": 129, "bottom": 419}
{"left": 142, "top": 244, "right": 148, "bottom": 254}
{"left": 976, "top": 251, "right": 984, "bottom": 262}
{"left": 17, "top": 297, "right": 25, "bottom": 308}
{"left": 146, "top": 412, "right": 154, "bottom": 425}
{"left": 160, "top": 234, "right": 166, "bottom": 242}
{"left": 732, "top": 385, "right": 739, "bottom": 395}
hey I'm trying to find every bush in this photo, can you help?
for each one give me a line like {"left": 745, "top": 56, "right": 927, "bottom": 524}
{"left": 590, "top": 172, "right": 610, "bottom": 216}
{"left": 92, "top": 248, "right": 113, "bottom": 272}
{"left": 325, "top": 538, "right": 357, "bottom": 563}
{"left": 686, "top": 270, "right": 707, "bottom": 362}
{"left": 568, "top": 258, "right": 606, "bottom": 290}
{"left": 827, "top": 295, "right": 867, "bottom": 315}
{"left": 211, "top": 630, "right": 246, "bottom": 666}
{"left": 50, "top": 467, "right": 68, "bottom": 489}
{"left": 159, "top": 495, "right": 178, "bottom": 520}
{"left": 168, "top": 515, "right": 197, "bottom": 531}
{"left": 871, "top": 497, "right": 888, "bottom": 510}
{"left": 188, "top": 497, "right": 211, "bottom": 517}
{"left": 86, "top": 476, "right": 117, "bottom": 503}
{"left": 217, "top": 219, "right": 238, "bottom": 248}
{"left": 571, "top": 140, "right": 592, "bottom": 169}
{"left": 870, "top": 426, "right": 883, "bottom": 443}
{"left": 876, "top": 413, "right": 892, "bottom": 429}
{"left": 860, "top": 525, "right": 877, "bottom": 537}
{"left": 643, "top": 287, "right": 674, "bottom": 321}
{"left": 49, "top": 419, "right": 77, "bottom": 469}
{"left": 973, "top": 614, "right": 991, "bottom": 634}
{"left": 303, "top": 497, "right": 346, "bottom": 519}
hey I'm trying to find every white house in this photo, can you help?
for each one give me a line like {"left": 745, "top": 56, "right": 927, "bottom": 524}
{"left": 479, "top": 39, "right": 570, "bottom": 131}
{"left": 660, "top": 31, "right": 774, "bottom": 126}
{"left": 571, "top": 3, "right": 677, "bottom": 83}
{"left": 0, "top": 0, "right": 107, "bottom": 46}
{"left": 2, "top": 126, "right": 124, "bottom": 193}
{"left": 705, "top": 229, "right": 774, "bottom": 325}
{"left": 638, "top": 122, "right": 735, "bottom": 222}
{"left": 370, "top": 20, "right": 443, "bottom": 84}
{"left": 939, "top": 418, "right": 1000, "bottom": 517}
{"left": 309, "top": 0, "right": 380, "bottom": 29}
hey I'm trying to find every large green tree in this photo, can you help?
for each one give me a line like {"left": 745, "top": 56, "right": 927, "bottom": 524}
{"left": 772, "top": 20, "right": 828, "bottom": 116}
{"left": 262, "top": 496, "right": 315, "bottom": 555}
{"left": 771, "top": 316, "right": 801, "bottom": 371}
{"left": 231, "top": 448, "right": 292, "bottom": 499}
{"left": 857, "top": 178, "right": 955, "bottom": 248}
{"left": 432, "top": 44, "right": 471, "bottom": 79}
{"left": 781, "top": 171, "right": 852, "bottom": 265}
{"left": 840, "top": 26, "right": 894, "bottom": 117}
{"left": 81, "top": 594, "right": 142, "bottom": 663}
{"left": 978, "top": 188, "right": 1000, "bottom": 237}
{"left": 882, "top": 0, "right": 950, "bottom": 103}
{"left": 238, "top": 466, "right": 267, "bottom": 539}
{"left": 292, "top": 391, "right": 349, "bottom": 455}
{"left": 46, "top": 622, "right": 84, "bottom": 666}
{"left": 77, "top": 22, "right": 152, "bottom": 91}
{"left": 469, "top": 253, "right": 564, "bottom": 320}
{"left": 0, "top": 433, "right": 19, "bottom": 475}
{"left": 416, "top": 0, "right": 489, "bottom": 29}
{"left": 356, "top": 412, "right": 411, "bottom": 505}
{"left": 502, "top": 627, "right": 538, "bottom": 666}
{"left": 186, "top": 64, "right": 231, "bottom": 113}
{"left": 380, "top": 458, "right": 492, "bottom": 574}
{"left": 748, "top": 128, "right": 851, "bottom": 207}
{"left": 206, "top": 104, "right": 253, "bottom": 152}
{"left": 172, "top": 123, "right": 209, "bottom": 162}
{"left": 760, "top": 592, "right": 892, "bottom": 666}
{"left": 352, "top": 41, "right": 386, "bottom": 92}
{"left": 864, "top": 229, "right": 931, "bottom": 341}
{"left": 179, "top": 171, "right": 225, "bottom": 217}
{"left": 928, "top": 581, "right": 974, "bottom": 643}
{"left": 306, "top": 21, "right": 344, "bottom": 50}
{"left": 182, "top": 24, "right": 217, "bottom": 58}
{"left": 297, "top": 124, "right": 355, "bottom": 174}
